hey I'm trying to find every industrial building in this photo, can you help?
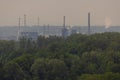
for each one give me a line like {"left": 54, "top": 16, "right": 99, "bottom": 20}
{"left": 20, "top": 31, "right": 38, "bottom": 40}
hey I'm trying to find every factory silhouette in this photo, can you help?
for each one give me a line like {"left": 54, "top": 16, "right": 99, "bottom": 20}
{"left": 0, "top": 12, "right": 118, "bottom": 41}
{"left": 17, "top": 12, "right": 91, "bottom": 40}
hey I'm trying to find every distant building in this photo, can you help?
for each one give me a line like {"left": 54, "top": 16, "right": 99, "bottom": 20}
{"left": 20, "top": 31, "right": 38, "bottom": 40}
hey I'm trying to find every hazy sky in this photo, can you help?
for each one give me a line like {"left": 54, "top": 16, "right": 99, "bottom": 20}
{"left": 0, "top": 0, "right": 120, "bottom": 26}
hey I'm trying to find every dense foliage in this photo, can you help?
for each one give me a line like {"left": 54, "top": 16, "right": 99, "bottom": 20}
{"left": 0, "top": 32, "right": 120, "bottom": 80}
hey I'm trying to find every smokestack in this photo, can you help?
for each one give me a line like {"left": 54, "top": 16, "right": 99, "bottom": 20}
{"left": 19, "top": 17, "right": 21, "bottom": 28}
{"left": 88, "top": 12, "right": 90, "bottom": 34}
{"left": 63, "top": 16, "right": 65, "bottom": 28}
{"left": 17, "top": 17, "right": 21, "bottom": 40}
{"left": 62, "top": 16, "right": 68, "bottom": 38}
{"left": 24, "top": 14, "right": 26, "bottom": 27}
{"left": 43, "top": 25, "right": 46, "bottom": 37}
{"left": 48, "top": 24, "right": 50, "bottom": 36}
{"left": 38, "top": 17, "right": 40, "bottom": 26}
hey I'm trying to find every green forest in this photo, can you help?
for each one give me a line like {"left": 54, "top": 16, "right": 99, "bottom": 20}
{"left": 0, "top": 32, "right": 120, "bottom": 80}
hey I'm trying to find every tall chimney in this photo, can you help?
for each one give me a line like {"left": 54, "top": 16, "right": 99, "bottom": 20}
{"left": 24, "top": 14, "right": 26, "bottom": 27}
{"left": 38, "top": 17, "right": 40, "bottom": 26}
{"left": 63, "top": 16, "right": 65, "bottom": 28}
{"left": 17, "top": 17, "right": 21, "bottom": 41}
{"left": 88, "top": 12, "right": 90, "bottom": 34}
{"left": 19, "top": 17, "right": 21, "bottom": 28}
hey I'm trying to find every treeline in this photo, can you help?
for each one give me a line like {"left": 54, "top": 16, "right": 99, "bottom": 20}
{"left": 0, "top": 32, "right": 120, "bottom": 80}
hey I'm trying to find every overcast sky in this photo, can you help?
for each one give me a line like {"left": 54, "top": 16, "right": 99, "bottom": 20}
{"left": 0, "top": 0, "right": 120, "bottom": 26}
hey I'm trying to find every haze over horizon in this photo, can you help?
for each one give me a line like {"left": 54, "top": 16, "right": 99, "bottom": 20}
{"left": 0, "top": 0, "right": 120, "bottom": 26}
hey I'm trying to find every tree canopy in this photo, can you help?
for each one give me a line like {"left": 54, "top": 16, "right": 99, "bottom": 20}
{"left": 0, "top": 32, "right": 120, "bottom": 80}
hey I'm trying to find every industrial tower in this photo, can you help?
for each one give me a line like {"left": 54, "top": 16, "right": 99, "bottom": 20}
{"left": 88, "top": 12, "right": 91, "bottom": 34}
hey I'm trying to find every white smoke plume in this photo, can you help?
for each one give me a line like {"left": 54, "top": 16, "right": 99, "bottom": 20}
{"left": 105, "top": 17, "right": 112, "bottom": 29}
